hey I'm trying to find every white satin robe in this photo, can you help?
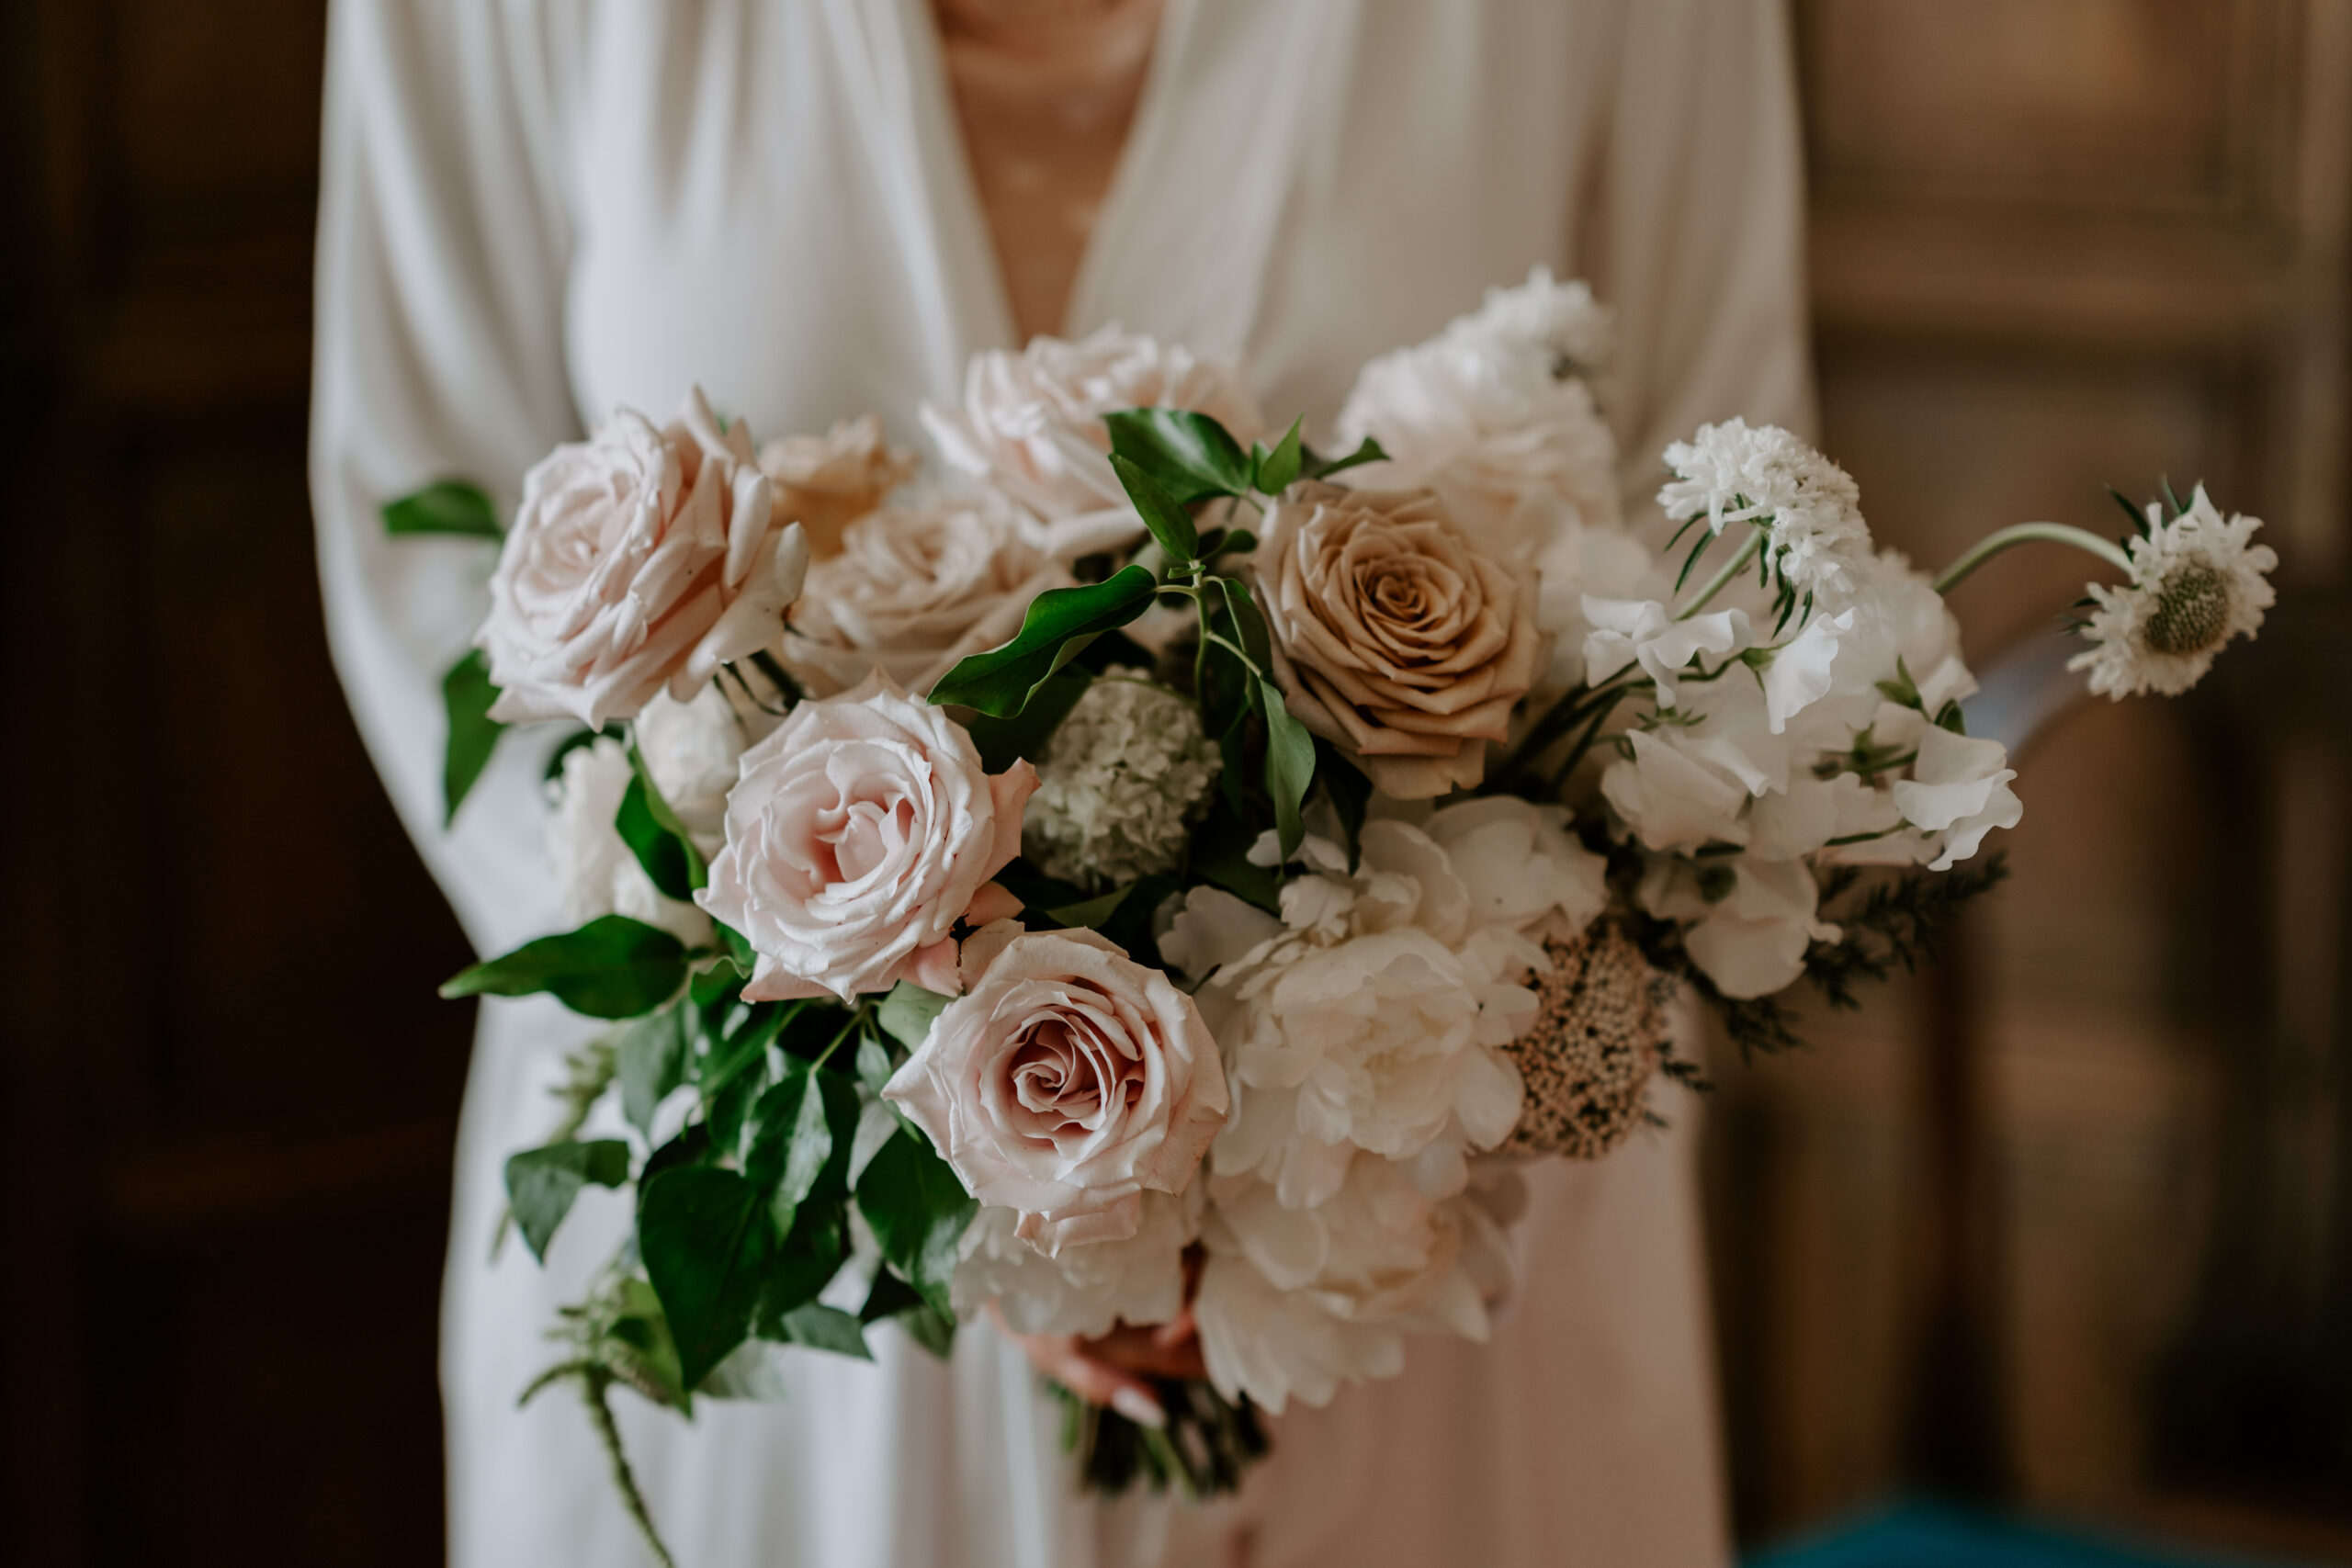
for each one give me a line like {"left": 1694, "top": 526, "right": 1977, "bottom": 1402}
{"left": 310, "top": 3, "right": 1813, "bottom": 1563}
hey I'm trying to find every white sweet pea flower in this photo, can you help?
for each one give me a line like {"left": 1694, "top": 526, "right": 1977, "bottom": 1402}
{"left": 1581, "top": 598, "right": 1752, "bottom": 707}
{"left": 1600, "top": 728, "right": 1752, "bottom": 852}
{"left": 1754, "top": 606, "right": 1854, "bottom": 734}
{"left": 1747, "top": 771, "right": 1904, "bottom": 861}
{"left": 1639, "top": 855, "right": 1838, "bottom": 999}
{"left": 1891, "top": 726, "right": 2023, "bottom": 871}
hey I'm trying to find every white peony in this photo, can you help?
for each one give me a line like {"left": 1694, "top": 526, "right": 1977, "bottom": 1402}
{"left": 1334, "top": 268, "right": 1622, "bottom": 561}
{"left": 1022, "top": 673, "right": 1221, "bottom": 890}
{"left": 544, "top": 738, "right": 711, "bottom": 945}
{"left": 951, "top": 1191, "right": 1192, "bottom": 1337}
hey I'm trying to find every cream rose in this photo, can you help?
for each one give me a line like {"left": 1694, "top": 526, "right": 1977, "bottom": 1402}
{"left": 757, "top": 413, "right": 915, "bottom": 558}
{"left": 695, "top": 673, "right": 1037, "bottom": 1002}
{"left": 1258, "top": 483, "right": 1545, "bottom": 798}
{"left": 481, "top": 389, "right": 810, "bottom": 727}
{"left": 922, "top": 324, "right": 1263, "bottom": 552}
{"left": 884, "top": 920, "right": 1228, "bottom": 1254}
{"left": 778, "top": 490, "right": 1063, "bottom": 696}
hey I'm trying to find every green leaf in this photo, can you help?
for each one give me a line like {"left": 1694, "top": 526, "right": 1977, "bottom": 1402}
{"left": 503, "top": 1139, "right": 630, "bottom": 1262}
{"left": 858, "top": 1268, "right": 956, "bottom": 1359}
{"left": 758, "top": 1200, "right": 848, "bottom": 1325}
{"left": 764, "top": 1302, "right": 872, "bottom": 1360}
{"left": 441, "top": 915, "right": 689, "bottom": 1019}
{"left": 1103, "top": 408, "right": 1253, "bottom": 505}
{"left": 855, "top": 1128, "right": 977, "bottom": 1320}
{"left": 639, "top": 1166, "right": 775, "bottom": 1392}
{"left": 1258, "top": 676, "right": 1317, "bottom": 862}
{"left": 1044, "top": 883, "right": 1142, "bottom": 930}
{"left": 1301, "top": 434, "right": 1387, "bottom": 480}
{"left": 928, "top": 566, "right": 1158, "bottom": 717}
{"left": 1317, "top": 743, "right": 1372, "bottom": 873}
{"left": 382, "top": 479, "right": 503, "bottom": 539}
{"left": 1215, "top": 527, "right": 1259, "bottom": 558}
{"left": 616, "top": 746, "right": 707, "bottom": 900}
{"left": 876, "top": 981, "right": 954, "bottom": 1051}
{"left": 961, "top": 669, "right": 1092, "bottom": 774}
{"left": 744, "top": 1060, "right": 857, "bottom": 1227}
{"left": 1252, "top": 416, "right": 1305, "bottom": 494}
{"left": 1216, "top": 577, "right": 1273, "bottom": 671}
{"left": 713, "top": 919, "right": 756, "bottom": 972}
{"left": 603, "top": 1277, "right": 692, "bottom": 1413}
{"left": 616, "top": 1005, "right": 690, "bottom": 1137}
{"left": 854, "top": 1032, "right": 897, "bottom": 1097}
{"left": 440, "top": 648, "right": 506, "bottom": 826}
{"left": 1193, "top": 798, "right": 1279, "bottom": 912}
{"left": 1110, "top": 452, "right": 1200, "bottom": 563}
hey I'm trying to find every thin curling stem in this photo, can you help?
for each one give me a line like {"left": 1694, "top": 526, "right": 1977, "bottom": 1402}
{"left": 1675, "top": 529, "right": 1764, "bottom": 620}
{"left": 1931, "top": 522, "right": 2133, "bottom": 594}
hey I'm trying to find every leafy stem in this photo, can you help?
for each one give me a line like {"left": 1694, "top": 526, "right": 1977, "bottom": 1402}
{"left": 1930, "top": 522, "right": 2133, "bottom": 593}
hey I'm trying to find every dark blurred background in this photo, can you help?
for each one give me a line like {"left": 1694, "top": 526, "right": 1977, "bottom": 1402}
{"left": 2, "top": 3, "right": 2347, "bottom": 1565}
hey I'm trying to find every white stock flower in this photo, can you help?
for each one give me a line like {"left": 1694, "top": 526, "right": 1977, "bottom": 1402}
{"left": 2067, "top": 486, "right": 2277, "bottom": 699}
{"left": 1657, "top": 419, "right": 1870, "bottom": 603}
{"left": 1580, "top": 598, "right": 1751, "bottom": 707}
{"left": 544, "top": 738, "right": 711, "bottom": 945}
{"left": 1023, "top": 674, "right": 1221, "bottom": 890}
{"left": 1334, "top": 269, "right": 1621, "bottom": 559}
{"left": 922, "top": 325, "right": 1262, "bottom": 554}
{"left": 780, "top": 489, "right": 1058, "bottom": 697}
{"left": 1892, "top": 726, "right": 2022, "bottom": 871}
{"left": 951, "top": 1191, "right": 1191, "bottom": 1337}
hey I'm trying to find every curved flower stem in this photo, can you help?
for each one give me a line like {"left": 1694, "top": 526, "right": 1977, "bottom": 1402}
{"left": 1675, "top": 529, "right": 1764, "bottom": 620}
{"left": 1930, "top": 522, "right": 2133, "bottom": 594}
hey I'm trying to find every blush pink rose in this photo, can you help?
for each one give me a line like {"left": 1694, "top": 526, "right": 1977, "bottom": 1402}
{"left": 480, "top": 389, "right": 809, "bottom": 727}
{"left": 884, "top": 921, "right": 1228, "bottom": 1254}
{"left": 695, "top": 673, "right": 1037, "bottom": 1002}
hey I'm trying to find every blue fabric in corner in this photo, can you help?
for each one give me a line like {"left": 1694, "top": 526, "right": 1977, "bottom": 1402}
{"left": 1746, "top": 1501, "right": 2301, "bottom": 1568}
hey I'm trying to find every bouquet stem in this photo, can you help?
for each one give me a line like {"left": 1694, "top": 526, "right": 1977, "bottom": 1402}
{"left": 1054, "top": 1378, "right": 1270, "bottom": 1499}
{"left": 1931, "top": 521, "right": 2132, "bottom": 592}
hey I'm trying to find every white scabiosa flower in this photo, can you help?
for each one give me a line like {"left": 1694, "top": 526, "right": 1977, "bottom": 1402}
{"left": 1657, "top": 419, "right": 1871, "bottom": 603}
{"left": 1022, "top": 673, "right": 1220, "bottom": 890}
{"left": 1455, "top": 265, "right": 1615, "bottom": 381}
{"left": 2066, "top": 486, "right": 2277, "bottom": 698}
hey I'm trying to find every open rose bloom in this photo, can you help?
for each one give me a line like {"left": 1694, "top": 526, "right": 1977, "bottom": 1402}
{"left": 409, "top": 292, "right": 2260, "bottom": 1523}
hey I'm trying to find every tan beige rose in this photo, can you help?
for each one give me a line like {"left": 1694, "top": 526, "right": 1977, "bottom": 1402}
{"left": 777, "top": 489, "right": 1065, "bottom": 697}
{"left": 757, "top": 414, "right": 915, "bottom": 558}
{"left": 1258, "top": 483, "right": 1544, "bottom": 798}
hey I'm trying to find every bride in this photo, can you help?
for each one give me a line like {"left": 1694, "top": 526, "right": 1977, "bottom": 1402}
{"left": 311, "top": 2, "right": 1810, "bottom": 1562}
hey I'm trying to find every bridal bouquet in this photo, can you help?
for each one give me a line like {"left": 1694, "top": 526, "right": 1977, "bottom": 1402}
{"left": 385, "top": 273, "right": 2276, "bottom": 1562}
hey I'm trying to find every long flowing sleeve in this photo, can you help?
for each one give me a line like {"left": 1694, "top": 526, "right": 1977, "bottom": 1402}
{"left": 310, "top": 0, "right": 585, "bottom": 956}
{"left": 1588, "top": 0, "right": 1815, "bottom": 524}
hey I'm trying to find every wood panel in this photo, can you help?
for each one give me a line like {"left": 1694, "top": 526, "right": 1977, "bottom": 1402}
{"left": 0, "top": 4, "right": 475, "bottom": 1564}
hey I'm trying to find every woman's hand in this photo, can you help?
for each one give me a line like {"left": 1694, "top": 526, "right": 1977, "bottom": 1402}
{"left": 991, "top": 1301, "right": 1206, "bottom": 1429}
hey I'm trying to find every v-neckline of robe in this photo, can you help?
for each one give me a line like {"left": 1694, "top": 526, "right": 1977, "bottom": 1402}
{"left": 901, "top": 0, "right": 1192, "bottom": 352}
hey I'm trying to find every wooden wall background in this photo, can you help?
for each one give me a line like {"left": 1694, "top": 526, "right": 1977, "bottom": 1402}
{"left": 1, "top": 3, "right": 2346, "bottom": 1564}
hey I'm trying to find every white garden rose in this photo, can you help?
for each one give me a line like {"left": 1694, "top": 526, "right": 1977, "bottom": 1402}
{"left": 632, "top": 680, "right": 766, "bottom": 852}
{"left": 884, "top": 921, "right": 1228, "bottom": 1254}
{"left": 780, "top": 489, "right": 1061, "bottom": 697}
{"left": 481, "top": 389, "right": 809, "bottom": 727}
{"left": 695, "top": 672, "right": 1036, "bottom": 1002}
{"left": 922, "top": 324, "right": 1263, "bottom": 553}
{"left": 950, "top": 1190, "right": 1192, "bottom": 1337}
{"left": 544, "top": 738, "right": 710, "bottom": 945}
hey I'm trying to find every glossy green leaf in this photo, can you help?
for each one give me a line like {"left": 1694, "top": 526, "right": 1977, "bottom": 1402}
{"left": 858, "top": 1268, "right": 956, "bottom": 1359}
{"left": 1103, "top": 407, "right": 1252, "bottom": 505}
{"left": 1109, "top": 451, "right": 1199, "bottom": 562}
{"left": 876, "top": 981, "right": 954, "bottom": 1051}
{"left": 765, "top": 1302, "right": 871, "bottom": 1360}
{"left": 1252, "top": 415, "right": 1305, "bottom": 494}
{"left": 743, "top": 1060, "right": 857, "bottom": 1227}
{"left": 440, "top": 648, "right": 505, "bottom": 826}
{"left": 1259, "top": 676, "right": 1317, "bottom": 862}
{"left": 639, "top": 1166, "right": 775, "bottom": 1392}
{"left": 616, "top": 745, "right": 707, "bottom": 900}
{"left": 961, "top": 669, "right": 1092, "bottom": 774}
{"left": 542, "top": 727, "right": 599, "bottom": 783}
{"left": 757, "top": 1200, "right": 848, "bottom": 1325}
{"left": 855, "top": 1128, "right": 977, "bottom": 1320}
{"left": 503, "top": 1139, "right": 630, "bottom": 1262}
{"left": 928, "top": 566, "right": 1158, "bottom": 717}
{"left": 1300, "top": 434, "right": 1388, "bottom": 481}
{"left": 382, "top": 478, "right": 502, "bottom": 539}
{"left": 1216, "top": 576, "right": 1273, "bottom": 671}
{"left": 440, "top": 915, "right": 689, "bottom": 1020}
{"left": 616, "top": 1004, "right": 690, "bottom": 1137}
